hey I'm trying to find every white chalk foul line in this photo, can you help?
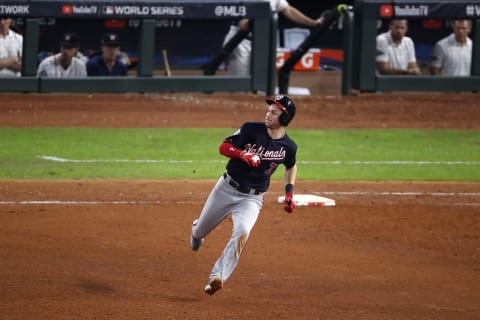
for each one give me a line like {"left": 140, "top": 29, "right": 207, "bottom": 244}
{"left": 1, "top": 191, "right": 479, "bottom": 206}
{"left": 320, "top": 191, "right": 480, "bottom": 197}
{"left": 304, "top": 160, "right": 480, "bottom": 165}
{"left": 38, "top": 156, "right": 225, "bottom": 164}
{"left": 38, "top": 156, "right": 480, "bottom": 165}
{"left": 317, "top": 191, "right": 480, "bottom": 206}
{"left": 0, "top": 200, "right": 199, "bottom": 205}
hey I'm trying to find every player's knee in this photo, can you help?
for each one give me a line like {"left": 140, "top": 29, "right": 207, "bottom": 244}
{"left": 234, "top": 225, "right": 250, "bottom": 237}
{"left": 236, "top": 233, "right": 249, "bottom": 253}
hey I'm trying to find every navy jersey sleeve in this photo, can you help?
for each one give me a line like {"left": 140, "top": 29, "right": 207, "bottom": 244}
{"left": 225, "top": 122, "right": 256, "bottom": 149}
{"left": 86, "top": 57, "right": 100, "bottom": 76}
{"left": 113, "top": 58, "right": 128, "bottom": 76}
{"left": 283, "top": 133, "right": 297, "bottom": 169}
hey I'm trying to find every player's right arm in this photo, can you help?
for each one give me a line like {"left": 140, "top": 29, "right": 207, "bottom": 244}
{"left": 219, "top": 140, "right": 243, "bottom": 158}
{"left": 219, "top": 141, "right": 260, "bottom": 167}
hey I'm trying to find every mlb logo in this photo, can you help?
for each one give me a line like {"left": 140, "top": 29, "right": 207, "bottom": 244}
{"left": 103, "top": 6, "right": 114, "bottom": 14}
{"left": 62, "top": 5, "right": 73, "bottom": 14}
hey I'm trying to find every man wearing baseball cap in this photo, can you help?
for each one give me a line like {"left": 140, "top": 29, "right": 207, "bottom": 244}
{"left": 190, "top": 95, "right": 298, "bottom": 296}
{"left": 86, "top": 33, "right": 128, "bottom": 76}
{"left": 37, "top": 32, "right": 87, "bottom": 78}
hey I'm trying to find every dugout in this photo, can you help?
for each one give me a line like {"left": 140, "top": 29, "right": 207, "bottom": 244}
{"left": 0, "top": 0, "right": 275, "bottom": 93}
{"left": 350, "top": 0, "right": 480, "bottom": 93}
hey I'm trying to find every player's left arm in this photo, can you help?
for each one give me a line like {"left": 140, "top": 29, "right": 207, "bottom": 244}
{"left": 284, "top": 163, "right": 297, "bottom": 186}
{"left": 283, "top": 164, "right": 297, "bottom": 213}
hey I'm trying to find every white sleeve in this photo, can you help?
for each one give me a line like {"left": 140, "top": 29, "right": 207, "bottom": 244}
{"left": 406, "top": 38, "right": 416, "bottom": 63}
{"left": 80, "top": 64, "right": 87, "bottom": 77}
{"left": 430, "top": 42, "right": 444, "bottom": 68}
{"left": 74, "top": 59, "right": 87, "bottom": 77}
{"left": 376, "top": 34, "right": 389, "bottom": 62}
{"left": 274, "top": 0, "right": 289, "bottom": 12}
{"left": 37, "top": 60, "right": 47, "bottom": 77}
{"left": 16, "top": 33, "right": 23, "bottom": 56}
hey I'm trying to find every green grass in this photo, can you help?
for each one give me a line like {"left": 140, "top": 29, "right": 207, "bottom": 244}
{"left": 0, "top": 128, "right": 479, "bottom": 181}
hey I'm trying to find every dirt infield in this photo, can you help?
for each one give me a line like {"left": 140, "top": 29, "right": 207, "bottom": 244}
{"left": 1, "top": 92, "right": 479, "bottom": 320}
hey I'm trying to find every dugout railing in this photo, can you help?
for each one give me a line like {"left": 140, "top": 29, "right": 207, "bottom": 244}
{"left": 0, "top": 0, "right": 276, "bottom": 94}
{"left": 276, "top": 4, "right": 356, "bottom": 96}
{"left": 349, "top": 0, "right": 480, "bottom": 94}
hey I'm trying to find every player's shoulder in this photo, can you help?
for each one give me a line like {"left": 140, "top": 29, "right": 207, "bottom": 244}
{"left": 401, "top": 36, "right": 416, "bottom": 50}
{"left": 114, "top": 59, "right": 129, "bottom": 73}
{"left": 88, "top": 55, "right": 102, "bottom": 63}
{"left": 37, "top": 55, "right": 56, "bottom": 76}
{"left": 284, "top": 131, "right": 296, "bottom": 140}
{"left": 238, "top": 122, "right": 266, "bottom": 137}
{"left": 242, "top": 121, "right": 264, "bottom": 127}
{"left": 284, "top": 132, "right": 297, "bottom": 144}
{"left": 403, "top": 36, "right": 415, "bottom": 44}
{"left": 241, "top": 121, "right": 264, "bottom": 131}
{"left": 8, "top": 29, "right": 23, "bottom": 41}
{"left": 466, "top": 37, "right": 473, "bottom": 46}
{"left": 376, "top": 31, "right": 389, "bottom": 43}
{"left": 39, "top": 54, "right": 56, "bottom": 66}
{"left": 72, "top": 57, "right": 86, "bottom": 65}
{"left": 437, "top": 34, "right": 452, "bottom": 46}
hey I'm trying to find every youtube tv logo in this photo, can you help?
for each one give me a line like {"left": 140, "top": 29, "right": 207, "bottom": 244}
{"left": 62, "top": 5, "right": 73, "bottom": 14}
{"left": 380, "top": 4, "right": 393, "bottom": 17}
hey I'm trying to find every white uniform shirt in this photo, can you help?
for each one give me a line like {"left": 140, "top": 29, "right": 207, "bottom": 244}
{"left": 376, "top": 31, "right": 417, "bottom": 71}
{"left": 430, "top": 33, "right": 472, "bottom": 76}
{"left": 37, "top": 53, "right": 87, "bottom": 78}
{"left": 224, "top": 0, "right": 290, "bottom": 76}
{"left": 0, "top": 29, "right": 23, "bottom": 77}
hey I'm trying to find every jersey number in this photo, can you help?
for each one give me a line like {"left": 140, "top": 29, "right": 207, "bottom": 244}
{"left": 265, "top": 162, "right": 278, "bottom": 175}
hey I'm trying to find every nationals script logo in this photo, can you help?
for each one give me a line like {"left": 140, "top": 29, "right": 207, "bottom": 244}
{"left": 245, "top": 144, "right": 286, "bottom": 160}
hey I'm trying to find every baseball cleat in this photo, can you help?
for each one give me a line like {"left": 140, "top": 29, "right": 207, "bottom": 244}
{"left": 190, "top": 219, "right": 204, "bottom": 251}
{"left": 204, "top": 276, "right": 223, "bottom": 296}
{"left": 190, "top": 234, "right": 204, "bottom": 251}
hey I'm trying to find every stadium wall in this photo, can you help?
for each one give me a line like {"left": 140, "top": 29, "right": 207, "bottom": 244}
{"left": 0, "top": 0, "right": 274, "bottom": 93}
{"left": 1, "top": 0, "right": 479, "bottom": 94}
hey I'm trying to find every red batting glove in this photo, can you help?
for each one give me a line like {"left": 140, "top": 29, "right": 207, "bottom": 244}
{"left": 239, "top": 151, "right": 261, "bottom": 167}
{"left": 283, "top": 192, "right": 295, "bottom": 213}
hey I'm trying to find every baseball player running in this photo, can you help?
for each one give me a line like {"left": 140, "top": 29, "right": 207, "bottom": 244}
{"left": 190, "top": 95, "right": 298, "bottom": 295}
